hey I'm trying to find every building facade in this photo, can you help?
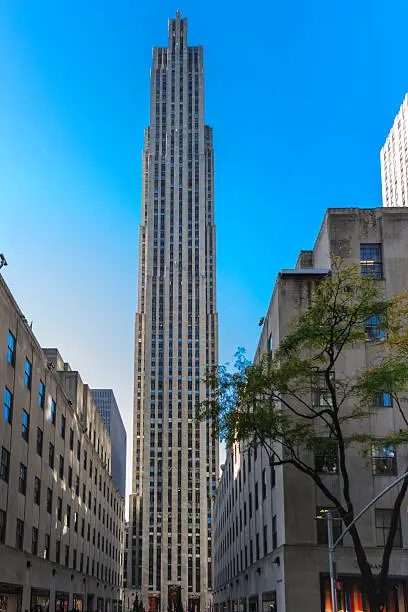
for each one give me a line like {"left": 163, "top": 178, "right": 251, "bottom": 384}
{"left": 381, "top": 93, "right": 408, "bottom": 207}
{"left": 91, "top": 390, "right": 127, "bottom": 499}
{"left": 213, "top": 207, "right": 408, "bottom": 612}
{"left": 0, "top": 274, "right": 125, "bottom": 612}
{"left": 132, "top": 12, "right": 219, "bottom": 611}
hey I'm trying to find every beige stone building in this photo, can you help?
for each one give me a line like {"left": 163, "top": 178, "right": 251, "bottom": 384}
{"left": 130, "top": 12, "right": 219, "bottom": 611}
{"left": 0, "top": 274, "right": 125, "bottom": 612}
{"left": 381, "top": 93, "right": 408, "bottom": 207}
{"left": 213, "top": 207, "right": 408, "bottom": 612}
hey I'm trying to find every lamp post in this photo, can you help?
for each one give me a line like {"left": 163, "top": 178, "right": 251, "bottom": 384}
{"left": 327, "top": 468, "right": 408, "bottom": 612}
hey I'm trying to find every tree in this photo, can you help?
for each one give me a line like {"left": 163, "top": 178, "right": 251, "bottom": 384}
{"left": 199, "top": 261, "right": 408, "bottom": 611}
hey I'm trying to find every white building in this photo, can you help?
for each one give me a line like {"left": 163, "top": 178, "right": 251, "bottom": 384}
{"left": 0, "top": 273, "right": 125, "bottom": 612}
{"left": 380, "top": 93, "right": 408, "bottom": 207}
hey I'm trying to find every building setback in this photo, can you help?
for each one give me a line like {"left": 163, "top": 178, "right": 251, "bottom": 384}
{"left": 0, "top": 273, "right": 125, "bottom": 612}
{"left": 213, "top": 207, "right": 408, "bottom": 612}
{"left": 381, "top": 93, "right": 408, "bottom": 207}
{"left": 131, "top": 12, "right": 219, "bottom": 611}
{"left": 92, "top": 390, "right": 127, "bottom": 499}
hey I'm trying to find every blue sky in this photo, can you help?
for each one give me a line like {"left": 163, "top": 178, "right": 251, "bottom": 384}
{"left": 0, "top": 0, "right": 407, "bottom": 501}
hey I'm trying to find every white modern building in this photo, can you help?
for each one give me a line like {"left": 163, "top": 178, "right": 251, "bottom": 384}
{"left": 380, "top": 93, "right": 408, "bottom": 207}
{"left": 130, "top": 11, "right": 219, "bottom": 612}
{"left": 0, "top": 273, "right": 125, "bottom": 612}
{"left": 213, "top": 207, "right": 408, "bottom": 612}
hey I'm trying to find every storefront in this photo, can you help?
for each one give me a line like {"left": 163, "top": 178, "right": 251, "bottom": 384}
{"left": 261, "top": 592, "right": 276, "bottom": 612}
{"left": 73, "top": 595, "right": 83, "bottom": 612}
{"left": 55, "top": 592, "right": 69, "bottom": 612}
{"left": 0, "top": 583, "right": 22, "bottom": 612}
{"left": 31, "top": 589, "right": 50, "bottom": 612}
{"left": 248, "top": 596, "right": 258, "bottom": 612}
{"left": 97, "top": 598, "right": 104, "bottom": 612}
{"left": 321, "top": 577, "right": 407, "bottom": 611}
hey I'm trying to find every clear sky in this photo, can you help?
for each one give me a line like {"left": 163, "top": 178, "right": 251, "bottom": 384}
{"left": 0, "top": 0, "right": 407, "bottom": 505}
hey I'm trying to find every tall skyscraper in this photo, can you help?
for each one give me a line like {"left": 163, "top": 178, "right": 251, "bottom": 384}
{"left": 91, "top": 389, "right": 127, "bottom": 499}
{"left": 380, "top": 93, "right": 408, "bottom": 207}
{"left": 132, "top": 12, "right": 218, "bottom": 611}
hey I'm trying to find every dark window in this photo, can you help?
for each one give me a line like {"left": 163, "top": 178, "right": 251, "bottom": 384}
{"left": 60, "top": 414, "right": 66, "bottom": 439}
{"left": 34, "top": 477, "right": 41, "bottom": 505}
{"left": 50, "top": 400, "right": 56, "bottom": 425}
{"left": 56, "top": 540, "right": 61, "bottom": 564}
{"left": 372, "top": 444, "right": 397, "bottom": 475}
{"left": 3, "top": 388, "right": 13, "bottom": 424}
{"left": 22, "top": 410, "right": 30, "bottom": 442}
{"left": 16, "top": 518, "right": 24, "bottom": 550}
{"left": 36, "top": 427, "right": 43, "bottom": 456}
{"left": 315, "top": 444, "right": 338, "bottom": 474}
{"left": 66, "top": 505, "right": 71, "bottom": 528}
{"left": 263, "top": 524, "right": 268, "bottom": 556}
{"left": 7, "top": 331, "right": 16, "bottom": 366}
{"left": 32, "top": 527, "right": 38, "bottom": 555}
{"left": 65, "top": 544, "right": 70, "bottom": 567}
{"left": 0, "top": 447, "right": 10, "bottom": 482}
{"left": 59, "top": 455, "right": 64, "bottom": 480}
{"left": 68, "top": 466, "right": 72, "bottom": 488}
{"left": 47, "top": 487, "right": 53, "bottom": 513}
{"left": 57, "top": 497, "right": 62, "bottom": 521}
{"left": 74, "top": 512, "right": 78, "bottom": 533}
{"left": 77, "top": 440, "right": 81, "bottom": 462}
{"left": 24, "top": 359, "right": 32, "bottom": 389}
{"left": 374, "top": 392, "right": 393, "bottom": 408}
{"left": 49, "top": 443, "right": 55, "bottom": 469}
{"left": 19, "top": 463, "right": 27, "bottom": 495}
{"left": 272, "top": 516, "right": 277, "bottom": 549}
{"left": 365, "top": 315, "right": 386, "bottom": 342}
{"left": 375, "top": 509, "right": 402, "bottom": 547}
{"left": 313, "top": 372, "right": 334, "bottom": 407}
{"left": 360, "top": 244, "right": 383, "bottom": 279}
{"left": 255, "top": 482, "right": 259, "bottom": 510}
{"left": 0, "top": 509, "right": 5, "bottom": 544}
{"left": 256, "top": 533, "right": 260, "bottom": 560}
{"left": 45, "top": 533, "right": 50, "bottom": 560}
{"left": 38, "top": 381, "right": 45, "bottom": 408}
{"left": 75, "top": 476, "right": 79, "bottom": 497}
{"left": 69, "top": 428, "right": 74, "bottom": 451}
{"left": 83, "top": 450, "right": 87, "bottom": 470}
{"left": 316, "top": 507, "right": 343, "bottom": 545}
{"left": 262, "top": 469, "right": 267, "bottom": 500}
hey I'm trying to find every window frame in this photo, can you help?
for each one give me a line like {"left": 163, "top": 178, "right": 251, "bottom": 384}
{"left": 0, "top": 447, "right": 10, "bottom": 483}
{"left": 24, "top": 358, "right": 32, "bottom": 389}
{"left": 375, "top": 508, "right": 402, "bottom": 547}
{"left": 18, "top": 463, "right": 27, "bottom": 496}
{"left": 3, "top": 388, "right": 13, "bottom": 424}
{"left": 360, "top": 244, "right": 383, "bottom": 279}
{"left": 7, "top": 331, "right": 16, "bottom": 366}
{"left": 372, "top": 443, "right": 397, "bottom": 475}
{"left": 22, "top": 410, "right": 30, "bottom": 442}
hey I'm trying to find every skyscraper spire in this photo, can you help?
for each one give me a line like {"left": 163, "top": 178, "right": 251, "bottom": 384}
{"left": 131, "top": 14, "right": 218, "bottom": 612}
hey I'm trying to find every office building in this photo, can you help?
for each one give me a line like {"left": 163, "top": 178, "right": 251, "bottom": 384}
{"left": 381, "top": 93, "right": 408, "bottom": 207}
{"left": 0, "top": 274, "right": 125, "bottom": 612}
{"left": 213, "top": 208, "right": 408, "bottom": 612}
{"left": 91, "top": 390, "right": 127, "bottom": 499}
{"left": 132, "top": 12, "right": 218, "bottom": 611}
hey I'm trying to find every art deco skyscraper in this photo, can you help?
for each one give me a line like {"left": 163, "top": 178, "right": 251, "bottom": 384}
{"left": 381, "top": 93, "right": 408, "bottom": 207}
{"left": 132, "top": 12, "right": 218, "bottom": 611}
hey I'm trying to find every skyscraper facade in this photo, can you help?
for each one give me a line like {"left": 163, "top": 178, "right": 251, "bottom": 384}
{"left": 91, "top": 389, "right": 127, "bottom": 499}
{"left": 132, "top": 12, "right": 218, "bottom": 611}
{"left": 380, "top": 93, "right": 408, "bottom": 207}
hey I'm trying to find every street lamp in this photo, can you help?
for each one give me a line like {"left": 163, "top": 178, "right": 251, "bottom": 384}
{"left": 326, "top": 468, "right": 408, "bottom": 612}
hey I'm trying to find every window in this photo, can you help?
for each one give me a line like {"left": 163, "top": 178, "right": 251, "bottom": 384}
{"left": 34, "top": 477, "right": 41, "bottom": 505}
{"left": 68, "top": 466, "right": 72, "bottom": 488}
{"left": 60, "top": 414, "right": 66, "bottom": 439}
{"left": 4, "top": 388, "right": 13, "bottom": 424}
{"left": 316, "top": 507, "right": 343, "bottom": 545}
{"left": 366, "top": 314, "right": 386, "bottom": 342}
{"left": 272, "top": 515, "right": 277, "bottom": 549}
{"left": 57, "top": 497, "right": 62, "bottom": 521}
{"left": 24, "top": 359, "right": 32, "bottom": 389}
{"left": 312, "top": 372, "right": 334, "bottom": 407}
{"left": 77, "top": 440, "right": 81, "bottom": 462}
{"left": 36, "top": 427, "right": 43, "bottom": 456}
{"left": 315, "top": 443, "right": 338, "bottom": 474}
{"left": 372, "top": 444, "right": 397, "bottom": 475}
{"left": 50, "top": 400, "right": 56, "bottom": 425}
{"left": 56, "top": 540, "right": 61, "bottom": 564}
{"left": 19, "top": 463, "right": 27, "bottom": 495}
{"left": 360, "top": 244, "right": 383, "bottom": 279}
{"left": 32, "top": 527, "right": 39, "bottom": 555}
{"left": 49, "top": 443, "right": 55, "bottom": 469}
{"left": 263, "top": 524, "right": 268, "bottom": 556}
{"left": 7, "top": 331, "right": 16, "bottom": 366}
{"left": 375, "top": 509, "right": 402, "bottom": 547}
{"left": 67, "top": 505, "right": 71, "bottom": 528}
{"left": 75, "top": 476, "right": 79, "bottom": 497}
{"left": 47, "top": 487, "right": 53, "bottom": 513}
{"left": 22, "top": 410, "right": 30, "bottom": 442}
{"left": 262, "top": 469, "right": 267, "bottom": 500}
{"left": 65, "top": 544, "right": 70, "bottom": 567}
{"left": 45, "top": 534, "right": 50, "bottom": 560}
{"left": 83, "top": 450, "right": 87, "bottom": 470}
{"left": 0, "top": 510, "right": 5, "bottom": 544}
{"left": 16, "top": 518, "right": 24, "bottom": 550}
{"left": 74, "top": 512, "right": 78, "bottom": 533}
{"left": 59, "top": 455, "right": 64, "bottom": 480}
{"left": 374, "top": 392, "right": 393, "bottom": 408}
{"left": 69, "top": 428, "right": 74, "bottom": 451}
{"left": 0, "top": 447, "right": 10, "bottom": 482}
{"left": 255, "top": 482, "right": 259, "bottom": 510}
{"left": 256, "top": 533, "right": 260, "bottom": 560}
{"left": 38, "top": 381, "right": 45, "bottom": 408}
